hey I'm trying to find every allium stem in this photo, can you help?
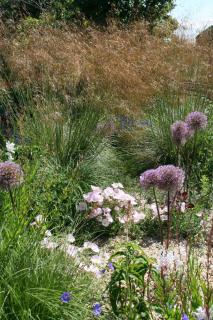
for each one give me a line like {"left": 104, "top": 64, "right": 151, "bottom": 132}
{"left": 177, "top": 146, "right": 181, "bottom": 167}
{"left": 186, "top": 131, "right": 197, "bottom": 192}
{"left": 166, "top": 191, "right": 171, "bottom": 250}
{"left": 153, "top": 187, "right": 163, "bottom": 245}
{"left": 9, "top": 188, "right": 15, "bottom": 214}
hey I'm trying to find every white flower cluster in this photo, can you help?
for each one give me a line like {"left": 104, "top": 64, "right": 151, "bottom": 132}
{"left": 193, "top": 306, "right": 213, "bottom": 320}
{"left": 30, "top": 214, "right": 44, "bottom": 227}
{"left": 82, "top": 183, "right": 145, "bottom": 227}
{"left": 6, "top": 141, "right": 15, "bottom": 161}
{"left": 40, "top": 231, "right": 113, "bottom": 279}
{"left": 147, "top": 201, "right": 186, "bottom": 221}
{"left": 155, "top": 249, "right": 186, "bottom": 275}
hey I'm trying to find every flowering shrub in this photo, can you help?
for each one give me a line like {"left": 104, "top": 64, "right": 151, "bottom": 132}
{"left": 82, "top": 183, "right": 145, "bottom": 228}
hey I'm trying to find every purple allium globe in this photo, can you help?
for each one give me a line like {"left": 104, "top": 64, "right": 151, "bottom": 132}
{"left": 185, "top": 111, "right": 207, "bottom": 131}
{"left": 140, "top": 169, "right": 159, "bottom": 190}
{"left": 170, "top": 120, "right": 192, "bottom": 145}
{"left": 60, "top": 292, "right": 71, "bottom": 303}
{"left": 156, "top": 165, "right": 185, "bottom": 191}
{"left": 92, "top": 303, "right": 102, "bottom": 316}
{"left": 0, "top": 161, "right": 24, "bottom": 190}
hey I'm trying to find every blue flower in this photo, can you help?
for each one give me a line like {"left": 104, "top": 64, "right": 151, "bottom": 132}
{"left": 60, "top": 292, "right": 71, "bottom": 303}
{"left": 100, "top": 269, "right": 106, "bottom": 274}
{"left": 182, "top": 314, "right": 189, "bottom": 320}
{"left": 92, "top": 303, "right": 102, "bottom": 316}
{"left": 108, "top": 262, "right": 115, "bottom": 271}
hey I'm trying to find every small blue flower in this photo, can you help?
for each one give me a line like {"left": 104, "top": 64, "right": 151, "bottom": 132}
{"left": 182, "top": 314, "right": 189, "bottom": 320}
{"left": 92, "top": 303, "right": 102, "bottom": 316}
{"left": 108, "top": 262, "right": 114, "bottom": 271}
{"left": 100, "top": 269, "right": 106, "bottom": 274}
{"left": 60, "top": 292, "right": 71, "bottom": 303}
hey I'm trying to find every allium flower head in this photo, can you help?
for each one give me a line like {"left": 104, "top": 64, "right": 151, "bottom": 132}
{"left": 92, "top": 303, "right": 102, "bottom": 316}
{"left": 60, "top": 292, "right": 71, "bottom": 303}
{"left": 140, "top": 169, "right": 159, "bottom": 190}
{"left": 0, "top": 161, "right": 24, "bottom": 190}
{"left": 170, "top": 120, "right": 192, "bottom": 145}
{"left": 156, "top": 165, "right": 184, "bottom": 191}
{"left": 185, "top": 111, "right": 207, "bottom": 131}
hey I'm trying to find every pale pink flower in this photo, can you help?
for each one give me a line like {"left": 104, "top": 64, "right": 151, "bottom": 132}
{"left": 112, "top": 182, "right": 124, "bottom": 189}
{"left": 41, "top": 238, "right": 58, "bottom": 250}
{"left": 103, "top": 187, "right": 115, "bottom": 199}
{"left": 76, "top": 202, "right": 87, "bottom": 211}
{"left": 65, "top": 245, "right": 79, "bottom": 257}
{"left": 132, "top": 211, "right": 145, "bottom": 223}
{"left": 45, "top": 230, "right": 52, "bottom": 237}
{"left": 88, "top": 207, "right": 102, "bottom": 219}
{"left": 91, "top": 186, "right": 103, "bottom": 193}
{"left": 180, "top": 202, "right": 186, "bottom": 213}
{"left": 118, "top": 215, "right": 129, "bottom": 224}
{"left": 66, "top": 233, "right": 75, "bottom": 243}
{"left": 83, "top": 191, "right": 104, "bottom": 204}
{"left": 83, "top": 242, "right": 100, "bottom": 253}
{"left": 192, "top": 307, "right": 208, "bottom": 320}
{"left": 102, "top": 213, "right": 113, "bottom": 227}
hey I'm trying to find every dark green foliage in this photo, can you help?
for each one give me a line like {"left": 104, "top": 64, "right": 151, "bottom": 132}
{"left": 108, "top": 243, "right": 156, "bottom": 319}
{"left": 0, "top": 0, "right": 175, "bottom": 25}
{"left": 0, "top": 0, "right": 51, "bottom": 20}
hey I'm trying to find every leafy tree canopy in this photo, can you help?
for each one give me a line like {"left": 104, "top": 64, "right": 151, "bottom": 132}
{"left": 0, "top": 0, "right": 175, "bottom": 25}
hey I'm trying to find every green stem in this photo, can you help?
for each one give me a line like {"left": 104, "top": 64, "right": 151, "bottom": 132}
{"left": 9, "top": 188, "right": 15, "bottom": 214}
{"left": 153, "top": 187, "right": 163, "bottom": 245}
{"left": 187, "top": 131, "right": 197, "bottom": 192}
{"left": 166, "top": 191, "right": 171, "bottom": 250}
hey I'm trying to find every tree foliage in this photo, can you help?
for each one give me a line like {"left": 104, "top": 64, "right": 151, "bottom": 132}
{"left": 0, "top": 0, "right": 175, "bottom": 25}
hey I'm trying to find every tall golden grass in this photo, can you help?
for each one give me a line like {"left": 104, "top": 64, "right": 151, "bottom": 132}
{"left": 0, "top": 21, "right": 212, "bottom": 115}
